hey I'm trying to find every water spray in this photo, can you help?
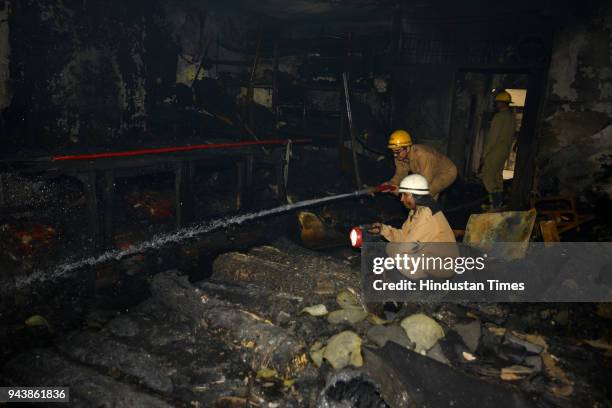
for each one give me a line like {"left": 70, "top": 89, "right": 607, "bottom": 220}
{"left": 17, "top": 183, "right": 395, "bottom": 289}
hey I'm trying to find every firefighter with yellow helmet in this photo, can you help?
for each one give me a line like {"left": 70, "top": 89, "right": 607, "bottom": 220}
{"left": 377, "top": 129, "right": 457, "bottom": 200}
{"left": 480, "top": 90, "right": 516, "bottom": 210}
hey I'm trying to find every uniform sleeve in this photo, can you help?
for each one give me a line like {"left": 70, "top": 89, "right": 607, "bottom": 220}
{"left": 403, "top": 208, "right": 438, "bottom": 242}
{"left": 414, "top": 153, "right": 435, "bottom": 185}
{"left": 380, "top": 217, "right": 412, "bottom": 242}
{"left": 388, "top": 159, "right": 410, "bottom": 186}
{"left": 380, "top": 208, "right": 436, "bottom": 243}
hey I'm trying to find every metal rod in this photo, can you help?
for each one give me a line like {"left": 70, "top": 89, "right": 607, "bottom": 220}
{"left": 342, "top": 71, "right": 362, "bottom": 188}
{"left": 52, "top": 139, "right": 311, "bottom": 161}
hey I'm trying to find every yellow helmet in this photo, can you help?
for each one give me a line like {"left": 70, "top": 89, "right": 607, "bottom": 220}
{"left": 495, "top": 90, "right": 512, "bottom": 103}
{"left": 388, "top": 130, "right": 412, "bottom": 149}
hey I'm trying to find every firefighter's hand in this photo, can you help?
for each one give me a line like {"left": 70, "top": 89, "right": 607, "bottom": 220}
{"left": 366, "top": 186, "right": 378, "bottom": 197}
{"left": 380, "top": 183, "right": 398, "bottom": 194}
{"left": 369, "top": 222, "right": 383, "bottom": 234}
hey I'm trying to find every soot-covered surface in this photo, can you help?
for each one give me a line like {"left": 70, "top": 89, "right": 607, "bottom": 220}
{"left": 2, "top": 238, "right": 611, "bottom": 407}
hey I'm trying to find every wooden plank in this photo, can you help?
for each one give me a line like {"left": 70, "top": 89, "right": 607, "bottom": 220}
{"left": 533, "top": 194, "right": 595, "bottom": 234}
{"left": 212, "top": 241, "right": 358, "bottom": 298}
{"left": 539, "top": 220, "right": 560, "bottom": 243}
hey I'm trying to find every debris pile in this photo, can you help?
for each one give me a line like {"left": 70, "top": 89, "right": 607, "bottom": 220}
{"left": 128, "top": 191, "right": 173, "bottom": 219}
{"left": 2, "top": 240, "right": 610, "bottom": 407}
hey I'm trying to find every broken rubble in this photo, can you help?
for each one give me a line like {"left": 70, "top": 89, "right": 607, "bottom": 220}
{"left": 150, "top": 271, "right": 308, "bottom": 377}
{"left": 364, "top": 342, "right": 539, "bottom": 408}
{"left": 452, "top": 320, "right": 481, "bottom": 353}
{"left": 427, "top": 343, "right": 451, "bottom": 365}
{"left": 367, "top": 325, "right": 413, "bottom": 349}
{"left": 2, "top": 236, "right": 606, "bottom": 407}
{"left": 327, "top": 308, "right": 369, "bottom": 325}
{"left": 3, "top": 349, "right": 172, "bottom": 408}
{"left": 400, "top": 313, "right": 445, "bottom": 354}
{"left": 301, "top": 304, "right": 328, "bottom": 316}
{"left": 56, "top": 331, "right": 174, "bottom": 393}
{"left": 323, "top": 331, "right": 364, "bottom": 370}
{"left": 317, "top": 370, "right": 388, "bottom": 408}
{"left": 503, "top": 331, "right": 545, "bottom": 355}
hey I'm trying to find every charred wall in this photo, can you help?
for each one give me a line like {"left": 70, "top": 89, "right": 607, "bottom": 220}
{"left": 0, "top": 0, "right": 266, "bottom": 149}
{"left": 392, "top": 7, "right": 552, "bottom": 162}
{"left": 3, "top": 0, "right": 159, "bottom": 148}
{"left": 5, "top": 0, "right": 610, "bottom": 209}
{"left": 145, "top": 1, "right": 261, "bottom": 138}
{"left": 538, "top": 0, "right": 612, "bottom": 204}
{"left": 166, "top": 1, "right": 257, "bottom": 85}
{"left": 0, "top": 1, "right": 9, "bottom": 112}
{"left": 392, "top": 65, "right": 454, "bottom": 151}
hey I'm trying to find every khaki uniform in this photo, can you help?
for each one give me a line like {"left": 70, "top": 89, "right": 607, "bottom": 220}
{"left": 481, "top": 109, "right": 516, "bottom": 193}
{"left": 381, "top": 206, "right": 458, "bottom": 279}
{"left": 389, "top": 144, "right": 457, "bottom": 198}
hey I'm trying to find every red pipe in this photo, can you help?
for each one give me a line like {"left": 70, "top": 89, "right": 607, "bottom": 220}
{"left": 52, "top": 139, "right": 311, "bottom": 161}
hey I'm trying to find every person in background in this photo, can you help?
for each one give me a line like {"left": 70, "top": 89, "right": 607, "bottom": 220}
{"left": 480, "top": 90, "right": 517, "bottom": 210}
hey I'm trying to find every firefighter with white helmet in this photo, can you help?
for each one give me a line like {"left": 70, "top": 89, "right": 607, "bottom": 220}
{"left": 371, "top": 174, "right": 456, "bottom": 243}
{"left": 370, "top": 174, "right": 458, "bottom": 279}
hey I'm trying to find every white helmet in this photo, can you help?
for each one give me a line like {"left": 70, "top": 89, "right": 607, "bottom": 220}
{"left": 398, "top": 174, "right": 429, "bottom": 195}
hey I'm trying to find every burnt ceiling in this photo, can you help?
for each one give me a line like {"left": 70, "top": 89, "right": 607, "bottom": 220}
{"left": 228, "top": 0, "right": 556, "bottom": 22}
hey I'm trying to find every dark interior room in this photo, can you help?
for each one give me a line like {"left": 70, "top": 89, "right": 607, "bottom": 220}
{"left": 0, "top": 0, "right": 611, "bottom": 406}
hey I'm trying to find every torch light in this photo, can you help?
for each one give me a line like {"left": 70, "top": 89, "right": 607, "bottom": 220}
{"left": 349, "top": 226, "right": 363, "bottom": 248}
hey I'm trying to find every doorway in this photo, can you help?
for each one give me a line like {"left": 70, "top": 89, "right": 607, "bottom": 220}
{"left": 447, "top": 65, "right": 548, "bottom": 210}
{"left": 448, "top": 72, "right": 528, "bottom": 176}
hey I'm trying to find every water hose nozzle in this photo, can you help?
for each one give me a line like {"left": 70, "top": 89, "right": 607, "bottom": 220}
{"left": 376, "top": 183, "right": 397, "bottom": 193}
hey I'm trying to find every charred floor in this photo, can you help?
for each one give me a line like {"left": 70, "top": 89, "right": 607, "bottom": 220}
{"left": 1, "top": 0, "right": 612, "bottom": 407}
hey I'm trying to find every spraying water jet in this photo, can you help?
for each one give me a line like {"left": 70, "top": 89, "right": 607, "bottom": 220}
{"left": 17, "top": 184, "right": 394, "bottom": 289}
